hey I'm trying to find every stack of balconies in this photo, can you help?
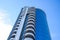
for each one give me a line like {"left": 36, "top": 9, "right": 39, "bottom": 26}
{"left": 24, "top": 7, "right": 35, "bottom": 40}
{"left": 9, "top": 16, "right": 22, "bottom": 40}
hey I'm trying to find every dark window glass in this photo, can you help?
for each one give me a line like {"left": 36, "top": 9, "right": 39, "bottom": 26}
{"left": 25, "top": 30, "right": 35, "bottom": 35}
{"left": 17, "top": 22, "right": 20, "bottom": 24}
{"left": 16, "top": 25, "right": 19, "bottom": 27}
{"left": 28, "top": 19, "right": 35, "bottom": 22}
{"left": 27, "top": 23, "right": 34, "bottom": 26}
{"left": 11, "top": 35, "right": 15, "bottom": 38}
{"left": 26, "top": 26, "right": 35, "bottom": 31}
{"left": 13, "top": 31, "right": 17, "bottom": 34}
{"left": 18, "top": 20, "right": 21, "bottom": 21}
{"left": 24, "top": 34, "right": 35, "bottom": 40}
{"left": 14, "top": 28, "right": 18, "bottom": 30}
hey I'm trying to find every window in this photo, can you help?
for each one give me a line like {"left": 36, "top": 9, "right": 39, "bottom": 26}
{"left": 13, "top": 31, "right": 17, "bottom": 34}
{"left": 14, "top": 28, "right": 18, "bottom": 30}
{"left": 16, "top": 25, "right": 19, "bottom": 27}
{"left": 17, "top": 22, "right": 20, "bottom": 24}
{"left": 18, "top": 20, "right": 21, "bottom": 21}
{"left": 11, "top": 35, "right": 15, "bottom": 38}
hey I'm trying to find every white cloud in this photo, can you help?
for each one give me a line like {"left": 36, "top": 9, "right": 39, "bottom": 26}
{"left": 0, "top": 9, "right": 12, "bottom": 40}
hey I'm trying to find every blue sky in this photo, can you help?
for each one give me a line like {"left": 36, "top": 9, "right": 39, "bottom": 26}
{"left": 0, "top": 0, "right": 60, "bottom": 40}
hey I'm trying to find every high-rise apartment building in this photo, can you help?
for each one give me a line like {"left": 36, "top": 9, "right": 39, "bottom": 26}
{"left": 8, "top": 7, "right": 51, "bottom": 40}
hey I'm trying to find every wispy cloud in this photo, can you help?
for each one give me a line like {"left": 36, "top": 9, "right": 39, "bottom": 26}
{"left": 0, "top": 9, "right": 12, "bottom": 40}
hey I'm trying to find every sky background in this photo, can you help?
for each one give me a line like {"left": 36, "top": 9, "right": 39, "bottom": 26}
{"left": 0, "top": 0, "right": 60, "bottom": 40}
